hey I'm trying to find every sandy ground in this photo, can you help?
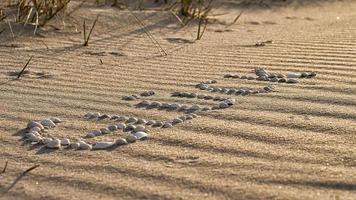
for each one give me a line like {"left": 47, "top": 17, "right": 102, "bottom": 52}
{"left": 0, "top": 1, "right": 355, "bottom": 199}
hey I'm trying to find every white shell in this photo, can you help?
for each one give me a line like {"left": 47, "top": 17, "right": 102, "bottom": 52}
{"left": 126, "top": 135, "right": 137, "bottom": 143}
{"left": 163, "top": 122, "right": 173, "bottom": 128}
{"left": 118, "top": 116, "right": 129, "bottom": 121}
{"left": 133, "top": 132, "right": 148, "bottom": 140}
{"left": 71, "top": 142, "right": 80, "bottom": 149}
{"left": 108, "top": 125, "right": 118, "bottom": 131}
{"left": 218, "top": 102, "right": 229, "bottom": 109}
{"left": 49, "top": 117, "right": 62, "bottom": 123}
{"left": 61, "top": 138, "right": 71, "bottom": 146}
{"left": 92, "top": 141, "right": 115, "bottom": 150}
{"left": 87, "top": 130, "right": 101, "bottom": 138}
{"left": 26, "top": 132, "right": 43, "bottom": 142}
{"left": 116, "top": 138, "right": 128, "bottom": 145}
{"left": 189, "top": 104, "right": 201, "bottom": 110}
{"left": 100, "top": 128, "right": 111, "bottom": 134}
{"left": 136, "top": 118, "right": 147, "bottom": 124}
{"left": 127, "top": 117, "right": 138, "bottom": 123}
{"left": 84, "top": 112, "right": 94, "bottom": 119}
{"left": 287, "top": 72, "right": 301, "bottom": 78}
{"left": 40, "top": 119, "right": 56, "bottom": 128}
{"left": 224, "top": 98, "right": 236, "bottom": 105}
{"left": 29, "top": 126, "right": 42, "bottom": 133}
{"left": 42, "top": 137, "right": 53, "bottom": 145}
{"left": 46, "top": 138, "right": 61, "bottom": 149}
{"left": 172, "top": 118, "right": 183, "bottom": 124}
{"left": 116, "top": 123, "right": 126, "bottom": 129}
{"left": 27, "top": 121, "right": 44, "bottom": 130}
{"left": 146, "top": 120, "right": 156, "bottom": 125}
{"left": 79, "top": 141, "right": 92, "bottom": 150}
{"left": 287, "top": 78, "right": 299, "bottom": 84}
{"left": 152, "top": 121, "right": 163, "bottom": 127}
{"left": 134, "top": 125, "right": 146, "bottom": 132}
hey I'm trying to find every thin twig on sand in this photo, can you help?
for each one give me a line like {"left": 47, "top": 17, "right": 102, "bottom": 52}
{"left": 1, "top": 161, "right": 8, "bottom": 174}
{"left": 83, "top": 15, "right": 99, "bottom": 46}
{"left": 225, "top": 11, "right": 243, "bottom": 28}
{"left": 17, "top": 56, "right": 33, "bottom": 79}
{"left": 6, "top": 164, "right": 40, "bottom": 192}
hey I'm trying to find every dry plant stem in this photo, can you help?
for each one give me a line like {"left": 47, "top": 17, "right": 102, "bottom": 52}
{"left": 125, "top": 5, "right": 167, "bottom": 56}
{"left": 1, "top": 161, "right": 8, "bottom": 174}
{"left": 84, "top": 15, "right": 99, "bottom": 46}
{"left": 83, "top": 19, "right": 86, "bottom": 44}
{"left": 6, "top": 164, "right": 40, "bottom": 192}
{"left": 17, "top": 56, "right": 33, "bottom": 79}
{"left": 199, "top": 18, "right": 208, "bottom": 39}
{"left": 225, "top": 11, "right": 243, "bottom": 28}
{"left": 6, "top": 19, "right": 15, "bottom": 39}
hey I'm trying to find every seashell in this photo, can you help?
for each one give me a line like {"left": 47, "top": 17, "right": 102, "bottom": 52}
{"left": 46, "top": 138, "right": 61, "bottom": 149}
{"left": 26, "top": 132, "right": 43, "bottom": 142}
{"left": 98, "top": 114, "right": 111, "bottom": 120}
{"left": 221, "top": 88, "right": 229, "bottom": 93}
{"left": 189, "top": 104, "right": 201, "bottom": 111}
{"left": 163, "top": 122, "right": 173, "bottom": 128}
{"left": 171, "top": 91, "right": 181, "bottom": 97}
{"left": 188, "top": 93, "right": 197, "bottom": 98}
{"left": 100, "top": 128, "right": 111, "bottom": 134}
{"left": 92, "top": 141, "right": 115, "bottom": 150}
{"left": 242, "top": 90, "right": 252, "bottom": 96}
{"left": 49, "top": 117, "right": 62, "bottom": 124}
{"left": 264, "top": 86, "right": 274, "bottom": 92}
{"left": 118, "top": 116, "right": 129, "bottom": 121}
{"left": 247, "top": 76, "right": 255, "bottom": 80}
{"left": 231, "top": 74, "right": 240, "bottom": 78}
{"left": 116, "top": 138, "right": 128, "bottom": 146}
{"left": 146, "top": 120, "right": 156, "bottom": 126}
{"left": 116, "top": 123, "right": 126, "bottom": 129}
{"left": 213, "top": 96, "right": 221, "bottom": 101}
{"left": 287, "top": 78, "right": 299, "bottom": 84}
{"left": 110, "top": 115, "right": 120, "bottom": 120}
{"left": 150, "top": 101, "right": 161, "bottom": 108}
{"left": 86, "top": 132, "right": 96, "bottom": 138}
{"left": 108, "top": 125, "right": 118, "bottom": 132}
{"left": 185, "top": 115, "right": 194, "bottom": 120}
{"left": 172, "top": 118, "right": 183, "bottom": 124}
{"left": 197, "top": 94, "right": 205, "bottom": 99}
{"left": 126, "top": 124, "right": 136, "bottom": 131}
{"left": 227, "top": 89, "right": 237, "bottom": 94}
{"left": 224, "top": 98, "right": 236, "bottom": 105}
{"left": 179, "top": 105, "right": 189, "bottom": 110}
{"left": 153, "top": 121, "right": 163, "bottom": 127}
{"left": 132, "top": 94, "right": 140, "bottom": 99}
{"left": 181, "top": 92, "right": 190, "bottom": 97}
{"left": 309, "top": 72, "right": 317, "bottom": 77}
{"left": 300, "top": 72, "right": 309, "bottom": 78}
{"left": 278, "top": 78, "right": 287, "bottom": 83}
{"left": 202, "top": 107, "right": 211, "bottom": 111}
{"left": 122, "top": 95, "right": 135, "bottom": 101}
{"left": 78, "top": 141, "right": 92, "bottom": 150}
{"left": 29, "top": 126, "right": 42, "bottom": 133}
{"left": 255, "top": 67, "right": 270, "bottom": 77}
{"left": 218, "top": 102, "right": 229, "bottom": 109}
{"left": 61, "top": 138, "right": 71, "bottom": 146}
{"left": 204, "top": 95, "right": 214, "bottom": 100}
{"left": 84, "top": 112, "right": 94, "bottom": 119}
{"left": 126, "top": 135, "right": 137, "bottom": 143}
{"left": 70, "top": 142, "right": 80, "bottom": 149}
{"left": 87, "top": 112, "right": 100, "bottom": 120}
{"left": 127, "top": 117, "right": 138, "bottom": 123}
{"left": 190, "top": 113, "right": 198, "bottom": 118}
{"left": 133, "top": 132, "right": 148, "bottom": 140}
{"left": 224, "top": 74, "right": 233, "bottom": 78}
{"left": 160, "top": 103, "right": 170, "bottom": 109}
{"left": 134, "top": 125, "right": 146, "bottom": 132}
{"left": 241, "top": 75, "right": 248, "bottom": 79}
{"left": 277, "top": 73, "right": 285, "bottom": 78}
{"left": 40, "top": 119, "right": 56, "bottom": 128}
{"left": 196, "top": 83, "right": 209, "bottom": 90}
{"left": 256, "top": 76, "right": 269, "bottom": 81}
{"left": 27, "top": 121, "right": 44, "bottom": 130}
{"left": 138, "top": 100, "right": 150, "bottom": 107}
{"left": 205, "top": 80, "right": 217, "bottom": 84}
{"left": 136, "top": 118, "right": 147, "bottom": 124}
{"left": 179, "top": 115, "right": 187, "bottom": 121}
{"left": 270, "top": 77, "right": 279, "bottom": 82}
{"left": 169, "top": 103, "right": 181, "bottom": 110}
{"left": 141, "top": 90, "right": 155, "bottom": 97}
{"left": 42, "top": 137, "right": 53, "bottom": 145}
{"left": 287, "top": 72, "right": 301, "bottom": 78}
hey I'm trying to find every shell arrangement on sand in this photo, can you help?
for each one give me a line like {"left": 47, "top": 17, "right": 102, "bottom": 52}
{"left": 122, "top": 94, "right": 139, "bottom": 101}
{"left": 196, "top": 83, "right": 274, "bottom": 95}
{"left": 224, "top": 67, "right": 317, "bottom": 84}
{"left": 140, "top": 90, "right": 155, "bottom": 97}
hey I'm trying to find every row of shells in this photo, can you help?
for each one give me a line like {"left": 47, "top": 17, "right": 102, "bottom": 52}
{"left": 22, "top": 117, "right": 147, "bottom": 150}
{"left": 122, "top": 90, "right": 156, "bottom": 101}
{"left": 85, "top": 113, "right": 200, "bottom": 139}
{"left": 195, "top": 83, "right": 275, "bottom": 95}
{"left": 171, "top": 91, "right": 229, "bottom": 101}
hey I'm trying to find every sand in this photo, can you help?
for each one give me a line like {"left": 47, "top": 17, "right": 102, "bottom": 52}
{"left": 0, "top": 1, "right": 355, "bottom": 199}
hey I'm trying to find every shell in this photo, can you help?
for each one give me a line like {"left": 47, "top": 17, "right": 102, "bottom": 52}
{"left": 42, "top": 137, "right": 53, "bottom": 145}
{"left": 152, "top": 121, "right": 163, "bottom": 127}
{"left": 134, "top": 125, "right": 146, "bottom": 132}
{"left": 287, "top": 72, "right": 301, "bottom": 78}
{"left": 171, "top": 91, "right": 181, "bottom": 97}
{"left": 90, "top": 112, "right": 101, "bottom": 119}
{"left": 116, "top": 138, "right": 128, "bottom": 146}
{"left": 241, "top": 75, "right": 248, "bottom": 79}
{"left": 169, "top": 103, "right": 181, "bottom": 110}
{"left": 116, "top": 123, "right": 127, "bottom": 129}
{"left": 46, "top": 138, "right": 61, "bottom": 149}
{"left": 136, "top": 118, "right": 147, "bottom": 124}
{"left": 122, "top": 95, "right": 135, "bottom": 101}
{"left": 27, "top": 121, "right": 44, "bottom": 130}
{"left": 190, "top": 113, "right": 198, "bottom": 118}
{"left": 287, "top": 78, "right": 299, "bottom": 84}
{"left": 29, "top": 126, "right": 42, "bottom": 133}
{"left": 218, "top": 102, "right": 229, "bottom": 109}
{"left": 202, "top": 107, "right": 211, "bottom": 111}
{"left": 84, "top": 112, "right": 94, "bottom": 119}
{"left": 133, "top": 132, "right": 148, "bottom": 140}
{"left": 278, "top": 78, "right": 287, "bottom": 83}
{"left": 118, "top": 116, "right": 129, "bottom": 121}
{"left": 247, "top": 76, "right": 255, "bottom": 80}
{"left": 138, "top": 100, "right": 150, "bottom": 107}
{"left": 61, "top": 138, "right": 71, "bottom": 146}
{"left": 197, "top": 94, "right": 206, "bottom": 99}
{"left": 79, "top": 141, "right": 92, "bottom": 150}
{"left": 93, "top": 141, "right": 115, "bottom": 150}
{"left": 204, "top": 95, "right": 214, "bottom": 100}
{"left": 185, "top": 115, "right": 194, "bottom": 120}
{"left": 108, "top": 125, "right": 118, "bottom": 131}
{"left": 224, "top": 74, "right": 233, "bottom": 78}
{"left": 70, "top": 142, "right": 80, "bottom": 149}
{"left": 172, "top": 118, "right": 183, "bottom": 124}
{"left": 150, "top": 101, "right": 162, "bottom": 108}
{"left": 126, "top": 124, "right": 136, "bottom": 131}
{"left": 87, "top": 130, "right": 101, "bottom": 138}
{"left": 98, "top": 114, "right": 111, "bottom": 120}
{"left": 146, "top": 120, "right": 156, "bottom": 125}
{"left": 110, "top": 115, "right": 120, "bottom": 120}
{"left": 126, "top": 135, "right": 137, "bottom": 143}
{"left": 141, "top": 90, "right": 155, "bottom": 97}
{"left": 178, "top": 115, "right": 187, "bottom": 121}
{"left": 127, "top": 117, "right": 138, "bottom": 123}
{"left": 163, "top": 122, "right": 173, "bottom": 128}
{"left": 49, "top": 117, "right": 62, "bottom": 123}
{"left": 189, "top": 104, "right": 201, "bottom": 111}
{"left": 179, "top": 105, "right": 189, "bottom": 110}
{"left": 40, "top": 119, "right": 56, "bottom": 128}
{"left": 270, "top": 77, "right": 279, "bottom": 82}
{"left": 100, "top": 128, "right": 111, "bottom": 134}
{"left": 224, "top": 98, "right": 236, "bottom": 105}
{"left": 26, "top": 132, "right": 43, "bottom": 142}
